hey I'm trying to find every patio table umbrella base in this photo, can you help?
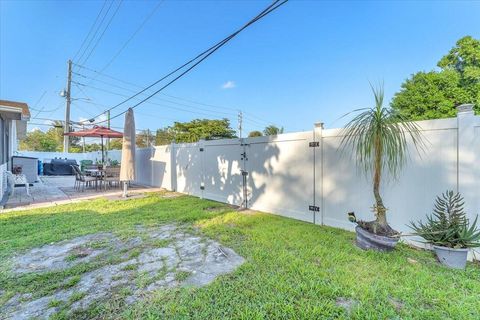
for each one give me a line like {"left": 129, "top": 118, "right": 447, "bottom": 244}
{"left": 122, "top": 182, "right": 129, "bottom": 198}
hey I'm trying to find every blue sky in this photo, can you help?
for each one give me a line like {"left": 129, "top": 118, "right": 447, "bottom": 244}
{"left": 1, "top": 0, "right": 479, "bottom": 135}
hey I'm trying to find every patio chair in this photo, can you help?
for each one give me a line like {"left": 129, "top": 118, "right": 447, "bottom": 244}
{"left": 70, "top": 165, "right": 81, "bottom": 190}
{"left": 5, "top": 171, "right": 30, "bottom": 197}
{"left": 71, "top": 165, "right": 97, "bottom": 191}
{"left": 84, "top": 164, "right": 99, "bottom": 176}
{"left": 103, "top": 166, "right": 121, "bottom": 190}
{"left": 80, "top": 160, "right": 93, "bottom": 173}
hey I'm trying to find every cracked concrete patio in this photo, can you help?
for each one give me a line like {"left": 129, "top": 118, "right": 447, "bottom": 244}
{"left": 1, "top": 224, "right": 245, "bottom": 319}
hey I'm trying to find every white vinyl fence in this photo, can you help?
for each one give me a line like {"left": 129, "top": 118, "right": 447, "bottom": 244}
{"left": 20, "top": 105, "right": 479, "bottom": 257}
{"left": 149, "top": 106, "right": 479, "bottom": 235}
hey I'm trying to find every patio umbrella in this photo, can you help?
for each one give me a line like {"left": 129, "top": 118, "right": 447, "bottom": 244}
{"left": 65, "top": 126, "right": 123, "bottom": 163}
{"left": 120, "top": 108, "right": 136, "bottom": 197}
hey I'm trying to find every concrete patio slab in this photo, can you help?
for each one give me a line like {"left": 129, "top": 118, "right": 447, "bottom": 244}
{"left": 1, "top": 176, "right": 162, "bottom": 212}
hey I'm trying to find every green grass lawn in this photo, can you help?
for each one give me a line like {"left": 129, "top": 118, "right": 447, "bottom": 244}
{"left": 1, "top": 192, "right": 479, "bottom": 319}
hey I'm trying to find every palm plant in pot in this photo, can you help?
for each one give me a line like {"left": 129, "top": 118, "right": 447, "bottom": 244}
{"left": 409, "top": 190, "right": 480, "bottom": 269}
{"left": 341, "top": 84, "right": 425, "bottom": 251}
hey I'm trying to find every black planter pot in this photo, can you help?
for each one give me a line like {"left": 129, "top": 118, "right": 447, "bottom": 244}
{"left": 355, "top": 226, "right": 399, "bottom": 251}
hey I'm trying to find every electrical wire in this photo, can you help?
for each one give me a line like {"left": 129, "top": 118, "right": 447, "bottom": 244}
{"left": 73, "top": 81, "right": 237, "bottom": 119}
{"left": 79, "top": 0, "right": 123, "bottom": 66}
{"left": 72, "top": 0, "right": 108, "bottom": 62}
{"left": 73, "top": 65, "right": 273, "bottom": 126}
{"left": 75, "top": 0, "right": 116, "bottom": 65}
{"left": 98, "top": 0, "right": 164, "bottom": 73}
{"left": 82, "top": 0, "right": 288, "bottom": 125}
{"left": 73, "top": 79, "right": 236, "bottom": 117}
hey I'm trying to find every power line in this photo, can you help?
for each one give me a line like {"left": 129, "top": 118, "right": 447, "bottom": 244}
{"left": 98, "top": 0, "right": 164, "bottom": 73}
{"left": 29, "top": 116, "right": 151, "bottom": 133}
{"left": 31, "top": 91, "right": 48, "bottom": 118}
{"left": 71, "top": 101, "right": 96, "bottom": 118}
{"left": 75, "top": 0, "right": 116, "bottom": 65}
{"left": 73, "top": 81, "right": 238, "bottom": 119}
{"left": 72, "top": 0, "right": 108, "bottom": 62}
{"left": 30, "top": 103, "right": 64, "bottom": 115}
{"left": 73, "top": 64, "right": 273, "bottom": 126}
{"left": 109, "top": 0, "right": 288, "bottom": 123}
{"left": 83, "top": 0, "right": 288, "bottom": 125}
{"left": 73, "top": 79, "right": 236, "bottom": 117}
{"left": 79, "top": 0, "right": 123, "bottom": 66}
{"left": 74, "top": 69, "right": 273, "bottom": 129}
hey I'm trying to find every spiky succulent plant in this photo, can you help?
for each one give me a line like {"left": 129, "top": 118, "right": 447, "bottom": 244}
{"left": 409, "top": 190, "right": 480, "bottom": 248}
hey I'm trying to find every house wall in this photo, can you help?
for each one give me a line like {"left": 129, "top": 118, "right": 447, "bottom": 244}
{"left": 1, "top": 117, "right": 17, "bottom": 205}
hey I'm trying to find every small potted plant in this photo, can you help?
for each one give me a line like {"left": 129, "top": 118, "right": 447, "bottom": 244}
{"left": 409, "top": 190, "right": 480, "bottom": 269}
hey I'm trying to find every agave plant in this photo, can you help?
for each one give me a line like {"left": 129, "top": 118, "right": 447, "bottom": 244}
{"left": 409, "top": 190, "right": 480, "bottom": 248}
{"left": 340, "top": 84, "right": 425, "bottom": 236}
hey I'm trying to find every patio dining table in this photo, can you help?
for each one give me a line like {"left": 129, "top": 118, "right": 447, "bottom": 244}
{"left": 83, "top": 169, "right": 105, "bottom": 191}
{"left": 85, "top": 168, "right": 105, "bottom": 177}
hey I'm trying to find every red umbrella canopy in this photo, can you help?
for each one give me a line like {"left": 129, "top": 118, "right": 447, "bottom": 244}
{"left": 64, "top": 126, "right": 123, "bottom": 138}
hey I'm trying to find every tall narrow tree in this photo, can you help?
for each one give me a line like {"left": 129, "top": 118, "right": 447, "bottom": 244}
{"left": 341, "top": 84, "right": 426, "bottom": 235}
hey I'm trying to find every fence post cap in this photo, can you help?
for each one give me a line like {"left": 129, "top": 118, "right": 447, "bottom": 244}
{"left": 457, "top": 104, "right": 474, "bottom": 113}
{"left": 314, "top": 122, "right": 324, "bottom": 129}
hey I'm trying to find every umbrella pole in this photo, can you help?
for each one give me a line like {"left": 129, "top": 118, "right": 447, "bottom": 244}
{"left": 123, "top": 181, "right": 128, "bottom": 198}
{"left": 101, "top": 136, "right": 104, "bottom": 164}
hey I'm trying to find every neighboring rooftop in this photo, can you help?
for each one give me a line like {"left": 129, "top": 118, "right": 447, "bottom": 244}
{"left": 0, "top": 99, "right": 30, "bottom": 120}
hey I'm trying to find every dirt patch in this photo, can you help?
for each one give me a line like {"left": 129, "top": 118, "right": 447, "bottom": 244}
{"left": 335, "top": 297, "right": 358, "bottom": 313}
{"left": 159, "top": 192, "right": 183, "bottom": 199}
{"left": 389, "top": 297, "right": 405, "bottom": 312}
{"left": 104, "top": 193, "right": 147, "bottom": 201}
{"left": 2, "top": 224, "right": 244, "bottom": 319}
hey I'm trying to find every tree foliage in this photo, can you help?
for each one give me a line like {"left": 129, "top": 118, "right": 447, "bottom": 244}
{"left": 391, "top": 36, "right": 480, "bottom": 119}
{"left": 263, "top": 125, "right": 284, "bottom": 136}
{"left": 109, "top": 138, "right": 123, "bottom": 150}
{"left": 136, "top": 130, "right": 154, "bottom": 148}
{"left": 248, "top": 130, "right": 263, "bottom": 137}
{"left": 155, "top": 128, "right": 175, "bottom": 146}
{"left": 169, "top": 119, "right": 236, "bottom": 143}
{"left": 19, "top": 121, "right": 80, "bottom": 152}
{"left": 20, "top": 118, "right": 237, "bottom": 151}
{"left": 19, "top": 129, "right": 58, "bottom": 152}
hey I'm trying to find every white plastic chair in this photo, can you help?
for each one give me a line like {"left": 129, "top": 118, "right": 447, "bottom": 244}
{"left": 6, "top": 171, "right": 30, "bottom": 197}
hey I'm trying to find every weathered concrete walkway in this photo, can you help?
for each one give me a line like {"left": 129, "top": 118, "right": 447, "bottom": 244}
{"left": 1, "top": 224, "right": 245, "bottom": 319}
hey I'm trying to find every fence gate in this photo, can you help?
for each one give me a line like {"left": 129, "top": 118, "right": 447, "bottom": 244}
{"left": 244, "top": 132, "right": 316, "bottom": 223}
{"left": 176, "top": 131, "right": 322, "bottom": 224}
{"left": 201, "top": 139, "right": 244, "bottom": 206}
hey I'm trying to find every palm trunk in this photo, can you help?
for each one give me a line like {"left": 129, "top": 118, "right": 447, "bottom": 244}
{"left": 373, "top": 134, "right": 387, "bottom": 227}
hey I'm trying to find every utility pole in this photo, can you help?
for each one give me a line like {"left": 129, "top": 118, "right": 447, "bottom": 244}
{"left": 63, "top": 59, "right": 72, "bottom": 153}
{"left": 237, "top": 110, "right": 243, "bottom": 138}
{"left": 147, "top": 129, "right": 151, "bottom": 147}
